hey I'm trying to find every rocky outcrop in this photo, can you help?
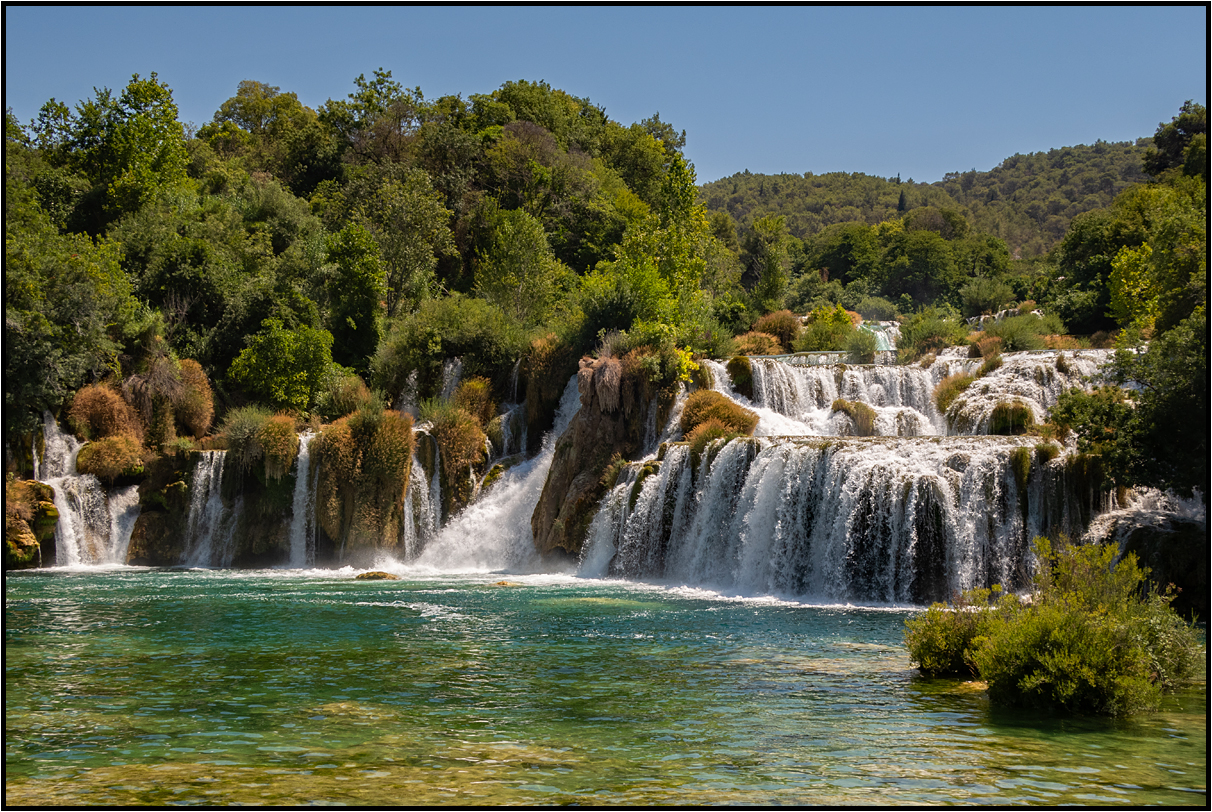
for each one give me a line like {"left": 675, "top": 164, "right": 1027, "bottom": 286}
{"left": 531, "top": 356, "right": 673, "bottom": 558}
{"left": 126, "top": 453, "right": 193, "bottom": 565}
{"left": 5, "top": 478, "right": 58, "bottom": 569}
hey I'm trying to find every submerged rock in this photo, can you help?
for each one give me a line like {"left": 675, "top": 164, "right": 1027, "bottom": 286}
{"left": 355, "top": 571, "right": 399, "bottom": 580}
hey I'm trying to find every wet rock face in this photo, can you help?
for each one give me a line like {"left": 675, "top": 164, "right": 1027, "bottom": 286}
{"left": 531, "top": 365, "right": 652, "bottom": 558}
{"left": 1121, "top": 518, "right": 1208, "bottom": 621}
{"left": 5, "top": 479, "right": 58, "bottom": 569}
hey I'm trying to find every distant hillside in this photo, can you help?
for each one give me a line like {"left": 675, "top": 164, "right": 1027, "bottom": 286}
{"left": 699, "top": 139, "right": 1150, "bottom": 258}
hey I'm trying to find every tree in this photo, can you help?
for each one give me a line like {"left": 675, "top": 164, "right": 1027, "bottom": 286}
{"left": 41, "top": 73, "right": 190, "bottom": 230}
{"left": 879, "top": 230, "right": 960, "bottom": 307}
{"left": 474, "top": 206, "right": 570, "bottom": 325}
{"left": 1052, "top": 312, "right": 1207, "bottom": 501}
{"left": 744, "top": 215, "right": 791, "bottom": 313}
{"left": 227, "top": 317, "right": 335, "bottom": 412}
{"left": 1143, "top": 100, "right": 1207, "bottom": 180}
{"left": 325, "top": 223, "right": 386, "bottom": 372}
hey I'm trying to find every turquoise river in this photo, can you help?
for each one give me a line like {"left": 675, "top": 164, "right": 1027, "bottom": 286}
{"left": 4, "top": 567, "right": 1207, "bottom": 806}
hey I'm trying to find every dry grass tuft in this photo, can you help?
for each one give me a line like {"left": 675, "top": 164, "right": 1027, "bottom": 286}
{"left": 680, "top": 390, "right": 759, "bottom": 437}
{"left": 733, "top": 331, "right": 783, "bottom": 356}
{"left": 69, "top": 384, "right": 144, "bottom": 443}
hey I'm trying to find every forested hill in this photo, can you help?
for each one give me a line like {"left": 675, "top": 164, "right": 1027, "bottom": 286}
{"left": 699, "top": 139, "right": 1149, "bottom": 258}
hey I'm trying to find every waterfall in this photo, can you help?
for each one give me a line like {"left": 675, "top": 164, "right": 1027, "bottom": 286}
{"left": 287, "top": 433, "right": 316, "bottom": 568}
{"left": 182, "top": 451, "right": 242, "bottom": 567}
{"left": 400, "top": 450, "right": 439, "bottom": 560}
{"left": 41, "top": 411, "right": 139, "bottom": 567}
{"left": 439, "top": 357, "right": 464, "bottom": 401}
{"left": 581, "top": 435, "right": 1081, "bottom": 603}
{"left": 410, "top": 375, "right": 580, "bottom": 572}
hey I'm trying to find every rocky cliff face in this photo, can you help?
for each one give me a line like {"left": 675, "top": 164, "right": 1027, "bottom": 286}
{"left": 531, "top": 356, "right": 673, "bottom": 558}
{"left": 5, "top": 479, "right": 58, "bottom": 569}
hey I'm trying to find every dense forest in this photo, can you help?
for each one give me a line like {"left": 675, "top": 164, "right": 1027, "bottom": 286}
{"left": 4, "top": 72, "right": 1207, "bottom": 504}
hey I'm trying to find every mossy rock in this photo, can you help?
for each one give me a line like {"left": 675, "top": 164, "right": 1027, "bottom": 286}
{"left": 725, "top": 356, "right": 753, "bottom": 400}
{"left": 355, "top": 571, "right": 400, "bottom": 581}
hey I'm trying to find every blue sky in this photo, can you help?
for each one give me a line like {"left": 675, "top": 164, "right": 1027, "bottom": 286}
{"left": 5, "top": 5, "right": 1207, "bottom": 184}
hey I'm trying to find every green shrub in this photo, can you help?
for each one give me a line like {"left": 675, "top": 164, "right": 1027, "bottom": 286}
{"left": 227, "top": 318, "right": 336, "bottom": 413}
{"left": 831, "top": 398, "right": 877, "bottom": 436}
{"left": 933, "top": 373, "right": 975, "bottom": 415}
{"left": 753, "top": 310, "right": 801, "bottom": 350}
{"left": 969, "top": 335, "right": 1004, "bottom": 359}
{"left": 845, "top": 328, "right": 879, "bottom": 364}
{"left": 314, "top": 367, "right": 374, "bottom": 422}
{"left": 1035, "top": 442, "right": 1061, "bottom": 464}
{"left": 989, "top": 400, "right": 1035, "bottom": 435}
{"left": 685, "top": 417, "right": 743, "bottom": 460}
{"left": 173, "top": 359, "right": 214, "bottom": 438}
{"left": 1009, "top": 446, "right": 1032, "bottom": 492}
{"left": 726, "top": 356, "right": 754, "bottom": 399}
{"left": 75, "top": 435, "right": 145, "bottom": 483}
{"left": 422, "top": 397, "right": 487, "bottom": 515}
{"left": 906, "top": 537, "right": 1205, "bottom": 716}
{"left": 978, "top": 354, "right": 1003, "bottom": 377}
{"left": 897, "top": 307, "right": 968, "bottom": 362}
{"left": 793, "top": 304, "right": 854, "bottom": 352}
{"left": 855, "top": 295, "right": 899, "bottom": 322}
{"left": 733, "top": 331, "right": 782, "bottom": 356}
{"left": 680, "top": 390, "right": 759, "bottom": 437}
{"left": 220, "top": 405, "right": 273, "bottom": 473}
{"left": 960, "top": 277, "right": 1015, "bottom": 318}
{"left": 454, "top": 376, "right": 496, "bottom": 428}
{"left": 904, "top": 587, "right": 1001, "bottom": 676}
{"left": 983, "top": 313, "right": 1067, "bottom": 352}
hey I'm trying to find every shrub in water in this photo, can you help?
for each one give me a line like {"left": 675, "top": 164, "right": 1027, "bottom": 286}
{"left": 315, "top": 367, "right": 373, "bottom": 422}
{"left": 933, "top": 373, "right": 975, "bottom": 415}
{"left": 68, "top": 384, "right": 144, "bottom": 442}
{"left": 793, "top": 304, "right": 855, "bottom": 352}
{"left": 75, "top": 435, "right": 145, "bottom": 484}
{"left": 753, "top": 310, "right": 802, "bottom": 350}
{"left": 422, "top": 398, "right": 487, "bottom": 516}
{"left": 907, "top": 537, "right": 1204, "bottom": 716}
{"left": 845, "top": 328, "right": 879, "bottom": 364}
{"left": 733, "top": 331, "right": 783, "bottom": 356}
{"left": 983, "top": 313, "right": 1065, "bottom": 352}
{"left": 831, "top": 398, "right": 877, "bottom": 437}
{"left": 989, "top": 400, "right": 1034, "bottom": 435}
{"left": 855, "top": 295, "right": 899, "bottom": 322}
{"left": 680, "top": 390, "right": 759, "bottom": 437}
{"left": 726, "top": 356, "right": 754, "bottom": 399}
{"left": 978, "top": 354, "right": 1003, "bottom": 377}
{"left": 897, "top": 307, "right": 968, "bottom": 362}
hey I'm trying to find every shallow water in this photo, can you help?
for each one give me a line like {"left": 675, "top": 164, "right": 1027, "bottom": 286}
{"left": 5, "top": 568, "right": 1206, "bottom": 806}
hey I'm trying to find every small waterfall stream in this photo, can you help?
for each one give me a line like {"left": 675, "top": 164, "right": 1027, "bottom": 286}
{"left": 287, "top": 433, "right": 316, "bottom": 567}
{"left": 182, "top": 451, "right": 242, "bottom": 567}
{"left": 40, "top": 411, "right": 141, "bottom": 566}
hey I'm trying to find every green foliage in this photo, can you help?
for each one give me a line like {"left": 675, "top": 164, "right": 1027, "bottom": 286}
{"left": 906, "top": 537, "right": 1204, "bottom": 716}
{"left": 475, "top": 204, "right": 571, "bottom": 325}
{"left": 1143, "top": 101, "right": 1207, "bottom": 181}
{"left": 981, "top": 313, "right": 1065, "bottom": 352}
{"left": 1050, "top": 312, "right": 1207, "bottom": 499}
{"left": 256, "top": 414, "right": 300, "bottom": 481}
{"left": 845, "top": 327, "right": 879, "bottom": 364}
{"left": 685, "top": 418, "right": 743, "bottom": 460}
{"left": 372, "top": 293, "right": 527, "bottom": 405}
{"left": 854, "top": 295, "right": 899, "bottom": 321}
{"left": 793, "top": 304, "right": 855, "bottom": 352}
{"left": 680, "top": 390, "right": 758, "bottom": 437}
{"left": 725, "top": 356, "right": 753, "bottom": 399}
{"left": 904, "top": 587, "right": 1000, "bottom": 676}
{"left": 896, "top": 307, "right": 968, "bottom": 362}
{"left": 314, "top": 367, "right": 374, "bottom": 422}
{"left": 227, "top": 318, "right": 335, "bottom": 412}
{"left": 744, "top": 215, "right": 791, "bottom": 313}
{"left": 325, "top": 222, "right": 385, "bottom": 371}
{"left": 174, "top": 359, "right": 215, "bottom": 439}
{"left": 453, "top": 377, "right": 496, "bottom": 428}
{"left": 219, "top": 405, "right": 273, "bottom": 473}
{"left": 960, "top": 276, "right": 1015, "bottom": 317}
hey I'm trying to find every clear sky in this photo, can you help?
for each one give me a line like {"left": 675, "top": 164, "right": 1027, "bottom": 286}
{"left": 5, "top": 4, "right": 1207, "bottom": 184}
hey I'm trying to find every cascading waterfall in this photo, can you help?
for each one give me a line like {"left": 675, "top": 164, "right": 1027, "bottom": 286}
{"left": 287, "top": 433, "right": 316, "bottom": 568}
{"left": 40, "top": 411, "right": 140, "bottom": 567}
{"left": 182, "top": 451, "right": 242, "bottom": 567}
{"left": 581, "top": 435, "right": 1083, "bottom": 603}
{"left": 409, "top": 376, "right": 581, "bottom": 572}
{"left": 400, "top": 450, "right": 439, "bottom": 560}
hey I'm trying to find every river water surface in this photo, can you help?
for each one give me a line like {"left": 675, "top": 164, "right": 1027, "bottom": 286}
{"left": 4, "top": 567, "right": 1206, "bottom": 806}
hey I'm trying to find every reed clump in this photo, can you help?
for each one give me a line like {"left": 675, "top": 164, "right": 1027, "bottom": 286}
{"left": 680, "top": 390, "right": 759, "bottom": 437}
{"left": 685, "top": 418, "right": 742, "bottom": 459}
{"left": 75, "top": 435, "right": 145, "bottom": 483}
{"left": 732, "top": 331, "right": 783, "bottom": 356}
{"left": 933, "top": 372, "right": 975, "bottom": 415}
{"left": 454, "top": 377, "right": 496, "bottom": 428}
{"left": 69, "top": 384, "right": 144, "bottom": 443}
{"left": 256, "top": 415, "right": 299, "bottom": 481}
{"left": 831, "top": 399, "right": 877, "bottom": 437}
{"left": 989, "top": 400, "right": 1035, "bottom": 435}
{"left": 845, "top": 328, "right": 879, "bottom": 365}
{"left": 174, "top": 359, "right": 214, "bottom": 438}
{"left": 220, "top": 405, "right": 274, "bottom": 473}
